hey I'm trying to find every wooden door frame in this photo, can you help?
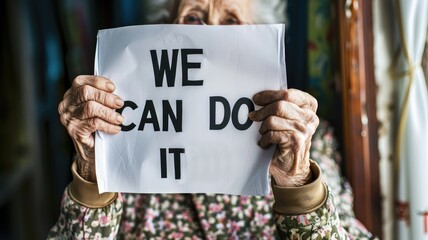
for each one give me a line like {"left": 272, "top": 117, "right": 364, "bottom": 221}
{"left": 336, "top": 0, "right": 382, "bottom": 237}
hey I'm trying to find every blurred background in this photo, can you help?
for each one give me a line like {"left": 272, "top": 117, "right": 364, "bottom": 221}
{"left": 1, "top": 0, "right": 427, "bottom": 239}
{"left": 1, "top": 1, "right": 180, "bottom": 239}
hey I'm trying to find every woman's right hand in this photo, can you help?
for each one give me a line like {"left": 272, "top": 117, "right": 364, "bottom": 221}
{"left": 58, "top": 75, "right": 124, "bottom": 182}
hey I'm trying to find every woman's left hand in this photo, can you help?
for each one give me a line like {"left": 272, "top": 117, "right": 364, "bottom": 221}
{"left": 249, "top": 89, "right": 319, "bottom": 187}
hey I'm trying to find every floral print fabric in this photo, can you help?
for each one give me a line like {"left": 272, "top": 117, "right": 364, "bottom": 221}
{"left": 48, "top": 121, "right": 376, "bottom": 239}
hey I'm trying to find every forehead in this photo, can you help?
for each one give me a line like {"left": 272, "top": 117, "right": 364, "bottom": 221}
{"left": 179, "top": 0, "right": 249, "bottom": 12}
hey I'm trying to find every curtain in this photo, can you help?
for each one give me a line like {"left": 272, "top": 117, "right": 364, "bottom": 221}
{"left": 394, "top": 0, "right": 428, "bottom": 239}
{"left": 307, "top": 0, "right": 337, "bottom": 123}
{"left": 373, "top": 1, "right": 398, "bottom": 238}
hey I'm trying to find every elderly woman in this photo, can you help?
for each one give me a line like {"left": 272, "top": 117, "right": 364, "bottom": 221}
{"left": 49, "top": 0, "right": 375, "bottom": 239}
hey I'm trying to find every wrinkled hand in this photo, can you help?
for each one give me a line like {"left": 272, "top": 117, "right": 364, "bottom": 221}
{"left": 249, "top": 89, "right": 319, "bottom": 187}
{"left": 58, "top": 75, "right": 124, "bottom": 182}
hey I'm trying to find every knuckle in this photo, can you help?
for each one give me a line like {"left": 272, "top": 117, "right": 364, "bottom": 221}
{"left": 313, "top": 114, "right": 320, "bottom": 126}
{"left": 300, "top": 109, "right": 311, "bottom": 121}
{"left": 81, "top": 85, "right": 92, "bottom": 101}
{"left": 266, "top": 116, "right": 276, "bottom": 128}
{"left": 97, "top": 90, "right": 112, "bottom": 107}
{"left": 261, "top": 133, "right": 271, "bottom": 146}
{"left": 94, "top": 89, "right": 104, "bottom": 103}
{"left": 85, "top": 101, "right": 98, "bottom": 118}
{"left": 273, "top": 131, "right": 283, "bottom": 143}
{"left": 68, "top": 104, "right": 79, "bottom": 118}
{"left": 308, "top": 114, "right": 320, "bottom": 133}
{"left": 287, "top": 88, "right": 297, "bottom": 97}
{"left": 77, "top": 103, "right": 89, "bottom": 119}
{"left": 276, "top": 101, "right": 287, "bottom": 116}
{"left": 67, "top": 92, "right": 79, "bottom": 107}
{"left": 280, "top": 90, "right": 288, "bottom": 100}
{"left": 60, "top": 113, "right": 70, "bottom": 126}
{"left": 279, "top": 134, "right": 289, "bottom": 144}
{"left": 88, "top": 117, "right": 98, "bottom": 127}
{"left": 268, "top": 130, "right": 277, "bottom": 138}
{"left": 87, "top": 118, "right": 102, "bottom": 131}
{"left": 97, "top": 119, "right": 109, "bottom": 130}
{"left": 312, "top": 98, "right": 319, "bottom": 111}
{"left": 99, "top": 105, "right": 111, "bottom": 120}
{"left": 307, "top": 112, "right": 319, "bottom": 125}
{"left": 58, "top": 101, "right": 65, "bottom": 114}
{"left": 66, "top": 123, "right": 77, "bottom": 138}
{"left": 73, "top": 75, "right": 84, "bottom": 86}
{"left": 59, "top": 114, "right": 66, "bottom": 125}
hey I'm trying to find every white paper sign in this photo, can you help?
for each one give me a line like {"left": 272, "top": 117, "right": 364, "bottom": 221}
{"left": 95, "top": 24, "right": 286, "bottom": 196}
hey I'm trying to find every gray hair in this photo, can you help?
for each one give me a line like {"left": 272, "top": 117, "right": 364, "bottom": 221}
{"left": 253, "top": 0, "right": 287, "bottom": 25}
{"left": 142, "top": 0, "right": 287, "bottom": 25}
{"left": 141, "top": 0, "right": 177, "bottom": 24}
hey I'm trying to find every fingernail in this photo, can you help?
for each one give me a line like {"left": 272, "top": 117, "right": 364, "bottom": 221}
{"left": 115, "top": 125, "right": 122, "bottom": 132}
{"left": 106, "top": 82, "right": 115, "bottom": 91}
{"left": 253, "top": 93, "right": 260, "bottom": 101}
{"left": 115, "top": 98, "right": 124, "bottom": 107}
{"left": 117, "top": 114, "right": 124, "bottom": 123}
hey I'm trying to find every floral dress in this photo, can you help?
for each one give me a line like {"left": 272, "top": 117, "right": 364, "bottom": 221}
{"left": 48, "top": 121, "right": 376, "bottom": 239}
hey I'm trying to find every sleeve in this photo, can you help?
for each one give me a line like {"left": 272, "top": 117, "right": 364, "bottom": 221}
{"left": 272, "top": 161, "right": 350, "bottom": 239}
{"left": 47, "top": 162, "right": 123, "bottom": 239}
{"left": 271, "top": 120, "right": 377, "bottom": 239}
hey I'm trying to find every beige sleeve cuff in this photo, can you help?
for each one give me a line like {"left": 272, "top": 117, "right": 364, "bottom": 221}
{"left": 272, "top": 160, "right": 328, "bottom": 215}
{"left": 68, "top": 161, "right": 118, "bottom": 208}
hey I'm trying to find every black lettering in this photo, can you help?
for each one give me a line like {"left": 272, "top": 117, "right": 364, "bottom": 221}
{"left": 169, "top": 148, "right": 185, "bottom": 180}
{"left": 160, "top": 148, "right": 167, "bottom": 178}
{"left": 209, "top": 96, "right": 231, "bottom": 130}
{"left": 162, "top": 100, "right": 182, "bottom": 132}
{"left": 116, "top": 100, "right": 138, "bottom": 131}
{"left": 181, "top": 48, "right": 204, "bottom": 86}
{"left": 138, "top": 100, "right": 160, "bottom": 131}
{"left": 231, "top": 97, "right": 254, "bottom": 130}
{"left": 150, "top": 49, "right": 179, "bottom": 87}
